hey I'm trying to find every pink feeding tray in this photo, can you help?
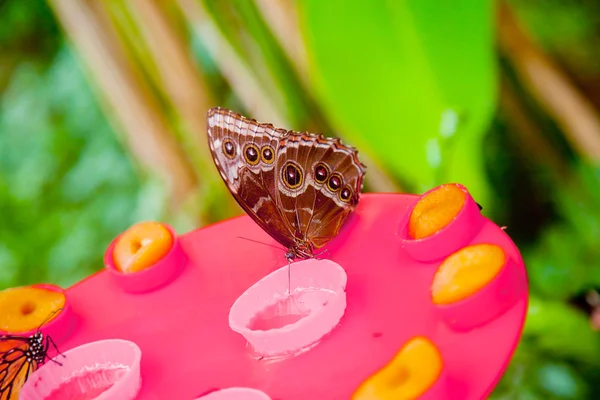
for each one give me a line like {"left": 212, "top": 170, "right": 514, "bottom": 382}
{"left": 397, "top": 183, "right": 484, "bottom": 262}
{"left": 48, "top": 189, "right": 528, "bottom": 399}
{"left": 195, "top": 387, "right": 271, "bottom": 400}
{"left": 103, "top": 223, "right": 186, "bottom": 294}
{"left": 229, "top": 258, "right": 347, "bottom": 357}
{"left": 20, "top": 339, "right": 142, "bottom": 400}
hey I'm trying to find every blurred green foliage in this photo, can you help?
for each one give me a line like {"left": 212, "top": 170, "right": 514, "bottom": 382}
{"left": 2, "top": 0, "right": 600, "bottom": 398}
{"left": 508, "top": 0, "right": 600, "bottom": 76}
{"left": 0, "top": 0, "right": 165, "bottom": 289}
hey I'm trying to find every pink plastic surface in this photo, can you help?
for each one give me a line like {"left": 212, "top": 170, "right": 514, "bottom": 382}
{"left": 398, "top": 183, "right": 485, "bottom": 262}
{"left": 229, "top": 258, "right": 347, "bottom": 357}
{"left": 421, "top": 368, "right": 449, "bottom": 400}
{"left": 103, "top": 223, "right": 186, "bottom": 294}
{"left": 195, "top": 387, "right": 271, "bottom": 400}
{"left": 0, "top": 284, "right": 75, "bottom": 345}
{"left": 50, "top": 192, "right": 527, "bottom": 400}
{"left": 21, "top": 339, "right": 142, "bottom": 400}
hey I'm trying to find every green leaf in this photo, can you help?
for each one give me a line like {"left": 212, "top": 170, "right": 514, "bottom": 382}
{"left": 553, "top": 163, "right": 600, "bottom": 250}
{"left": 0, "top": 244, "right": 19, "bottom": 288}
{"left": 525, "top": 226, "right": 587, "bottom": 299}
{"left": 525, "top": 296, "right": 600, "bottom": 366}
{"left": 297, "top": 0, "right": 496, "bottom": 205}
{"left": 536, "top": 362, "right": 588, "bottom": 399}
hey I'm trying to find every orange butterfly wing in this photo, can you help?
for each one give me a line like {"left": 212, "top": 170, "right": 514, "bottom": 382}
{"left": 0, "top": 338, "right": 38, "bottom": 400}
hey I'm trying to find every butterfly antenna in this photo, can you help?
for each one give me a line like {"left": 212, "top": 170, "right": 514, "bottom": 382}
{"left": 236, "top": 236, "right": 285, "bottom": 251}
{"left": 37, "top": 307, "right": 64, "bottom": 331}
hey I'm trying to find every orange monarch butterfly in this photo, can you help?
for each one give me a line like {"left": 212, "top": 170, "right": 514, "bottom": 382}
{"left": 0, "top": 310, "right": 65, "bottom": 400}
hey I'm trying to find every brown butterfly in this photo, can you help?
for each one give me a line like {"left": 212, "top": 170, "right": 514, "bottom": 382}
{"left": 206, "top": 107, "right": 366, "bottom": 261}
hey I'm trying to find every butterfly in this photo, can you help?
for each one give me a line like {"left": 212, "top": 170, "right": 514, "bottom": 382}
{"left": 0, "top": 312, "right": 65, "bottom": 400}
{"left": 207, "top": 107, "right": 366, "bottom": 261}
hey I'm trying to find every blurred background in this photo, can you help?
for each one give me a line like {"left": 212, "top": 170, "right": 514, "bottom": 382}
{"left": 1, "top": 0, "right": 600, "bottom": 398}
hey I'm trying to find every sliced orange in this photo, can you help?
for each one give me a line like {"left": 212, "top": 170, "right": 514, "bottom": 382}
{"left": 432, "top": 244, "right": 506, "bottom": 305}
{"left": 408, "top": 184, "right": 466, "bottom": 240}
{"left": 353, "top": 336, "right": 443, "bottom": 400}
{"left": 0, "top": 286, "right": 65, "bottom": 333}
{"left": 113, "top": 221, "right": 173, "bottom": 274}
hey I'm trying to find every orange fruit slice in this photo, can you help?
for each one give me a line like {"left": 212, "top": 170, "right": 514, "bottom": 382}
{"left": 0, "top": 286, "right": 65, "bottom": 333}
{"left": 353, "top": 336, "right": 443, "bottom": 400}
{"left": 432, "top": 244, "right": 506, "bottom": 305}
{"left": 113, "top": 221, "right": 173, "bottom": 274}
{"left": 408, "top": 184, "right": 466, "bottom": 240}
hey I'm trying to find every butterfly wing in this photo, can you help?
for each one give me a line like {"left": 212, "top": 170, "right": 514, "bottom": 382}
{"left": 208, "top": 107, "right": 366, "bottom": 254}
{"left": 207, "top": 107, "right": 297, "bottom": 250}
{"left": 274, "top": 133, "right": 365, "bottom": 249}
{"left": 0, "top": 337, "right": 37, "bottom": 400}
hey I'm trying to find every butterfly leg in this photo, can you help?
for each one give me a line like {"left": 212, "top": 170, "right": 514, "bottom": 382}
{"left": 49, "top": 335, "right": 66, "bottom": 358}
{"left": 45, "top": 336, "right": 66, "bottom": 366}
{"left": 314, "top": 248, "right": 331, "bottom": 260}
{"left": 42, "top": 337, "right": 61, "bottom": 366}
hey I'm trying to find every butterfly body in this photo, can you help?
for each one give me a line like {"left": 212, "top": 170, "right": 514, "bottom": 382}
{"left": 0, "top": 332, "right": 55, "bottom": 400}
{"left": 207, "top": 107, "right": 366, "bottom": 261}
